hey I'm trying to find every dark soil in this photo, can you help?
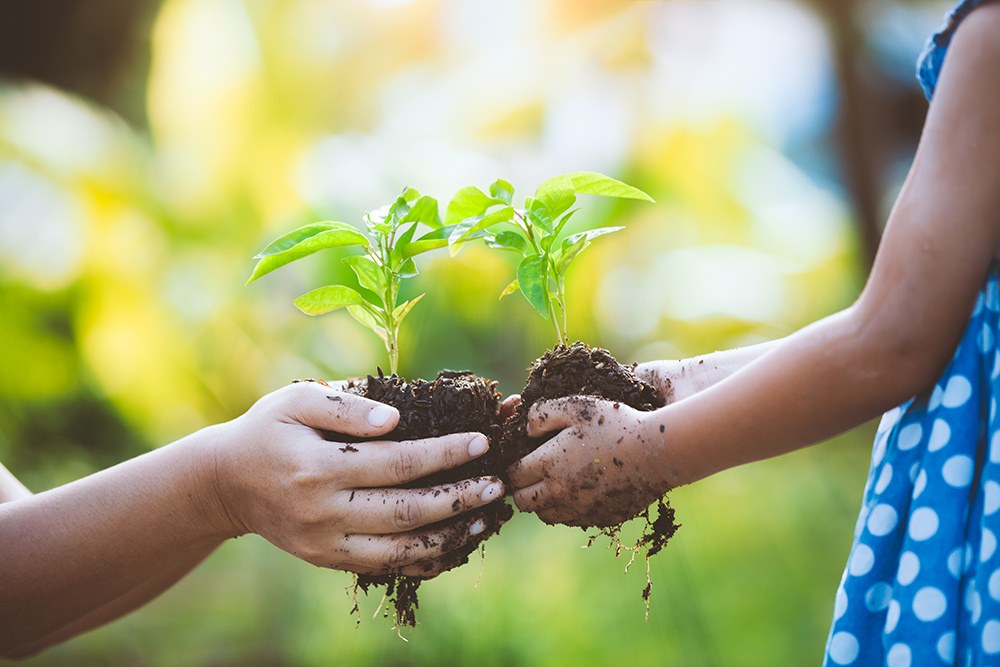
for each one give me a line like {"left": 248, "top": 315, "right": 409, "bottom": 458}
{"left": 342, "top": 369, "right": 514, "bottom": 628}
{"left": 500, "top": 342, "right": 680, "bottom": 600}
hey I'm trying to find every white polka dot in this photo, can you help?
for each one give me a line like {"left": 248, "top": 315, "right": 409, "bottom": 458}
{"left": 967, "top": 543, "right": 976, "bottom": 572}
{"left": 984, "top": 529, "right": 998, "bottom": 562}
{"left": 887, "top": 643, "right": 912, "bottom": 667}
{"left": 909, "top": 508, "right": 940, "bottom": 541}
{"left": 985, "top": 620, "right": 1000, "bottom": 654}
{"left": 855, "top": 504, "right": 870, "bottom": 538}
{"left": 943, "top": 376, "right": 973, "bottom": 408}
{"left": 972, "top": 589, "right": 983, "bottom": 624}
{"left": 988, "top": 569, "right": 1000, "bottom": 601}
{"left": 982, "top": 323, "right": 995, "bottom": 353}
{"left": 987, "top": 482, "right": 1000, "bottom": 516}
{"left": 938, "top": 632, "right": 957, "bottom": 663}
{"left": 879, "top": 407, "right": 902, "bottom": 433}
{"left": 873, "top": 434, "right": 888, "bottom": 467}
{"left": 993, "top": 396, "right": 998, "bottom": 421}
{"left": 944, "top": 455, "right": 975, "bottom": 487}
{"left": 875, "top": 464, "right": 893, "bottom": 494}
{"left": 868, "top": 504, "right": 899, "bottom": 536}
{"left": 910, "top": 462, "right": 919, "bottom": 482}
{"left": 850, "top": 544, "right": 875, "bottom": 576}
{"left": 835, "top": 586, "right": 848, "bottom": 620}
{"left": 899, "top": 424, "right": 924, "bottom": 451}
{"left": 993, "top": 352, "right": 1000, "bottom": 381}
{"left": 928, "top": 419, "right": 951, "bottom": 452}
{"left": 898, "top": 552, "right": 920, "bottom": 585}
{"left": 829, "top": 631, "right": 860, "bottom": 665}
{"left": 949, "top": 548, "right": 963, "bottom": 578}
{"left": 991, "top": 432, "right": 1000, "bottom": 464}
{"left": 929, "top": 385, "right": 944, "bottom": 411}
{"left": 913, "top": 470, "right": 927, "bottom": 500}
{"left": 866, "top": 582, "right": 893, "bottom": 611}
{"left": 975, "top": 293, "right": 986, "bottom": 317}
{"left": 886, "top": 599, "right": 901, "bottom": 633}
{"left": 913, "top": 586, "right": 947, "bottom": 621}
{"left": 989, "top": 279, "right": 1000, "bottom": 310}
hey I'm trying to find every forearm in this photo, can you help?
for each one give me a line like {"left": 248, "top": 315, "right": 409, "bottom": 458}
{"left": 0, "top": 425, "right": 230, "bottom": 655}
{"left": 3, "top": 546, "right": 218, "bottom": 660}
{"left": 637, "top": 340, "right": 784, "bottom": 404}
{"left": 648, "top": 308, "right": 941, "bottom": 487}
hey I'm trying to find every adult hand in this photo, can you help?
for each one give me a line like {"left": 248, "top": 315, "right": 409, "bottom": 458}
{"left": 210, "top": 381, "right": 505, "bottom": 577}
{"left": 507, "top": 396, "right": 669, "bottom": 527}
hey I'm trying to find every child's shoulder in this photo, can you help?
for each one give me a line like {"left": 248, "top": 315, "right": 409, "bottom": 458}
{"left": 917, "top": 0, "right": 1000, "bottom": 101}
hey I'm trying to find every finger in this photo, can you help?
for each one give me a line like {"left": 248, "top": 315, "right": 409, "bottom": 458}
{"left": 526, "top": 396, "right": 604, "bottom": 438}
{"left": 511, "top": 480, "right": 551, "bottom": 513}
{"left": 507, "top": 426, "right": 577, "bottom": 488}
{"left": 341, "top": 477, "right": 504, "bottom": 534}
{"left": 342, "top": 510, "right": 495, "bottom": 573}
{"left": 346, "top": 432, "right": 491, "bottom": 487}
{"left": 499, "top": 394, "right": 521, "bottom": 421}
{"left": 285, "top": 382, "right": 399, "bottom": 438}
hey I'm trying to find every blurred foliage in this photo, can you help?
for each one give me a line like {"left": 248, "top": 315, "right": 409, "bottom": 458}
{"left": 0, "top": 0, "right": 953, "bottom": 664}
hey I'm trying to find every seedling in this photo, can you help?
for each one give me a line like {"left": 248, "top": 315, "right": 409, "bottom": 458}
{"left": 445, "top": 172, "right": 653, "bottom": 346}
{"left": 247, "top": 188, "right": 452, "bottom": 375}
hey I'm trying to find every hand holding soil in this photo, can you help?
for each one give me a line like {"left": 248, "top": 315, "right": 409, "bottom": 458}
{"left": 509, "top": 397, "right": 668, "bottom": 527}
{"left": 210, "top": 380, "right": 504, "bottom": 577}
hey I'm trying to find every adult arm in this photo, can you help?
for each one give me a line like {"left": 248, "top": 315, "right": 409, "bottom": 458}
{"left": 511, "top": 5, "right": 1000, "bottom": 525}
{"left": 1, "top": 382, "right": 504, "bottom": 657}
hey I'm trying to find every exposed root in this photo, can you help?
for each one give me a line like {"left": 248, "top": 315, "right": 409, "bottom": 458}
{"left": 581, "top": 497, "right": 679, "bottom": 621}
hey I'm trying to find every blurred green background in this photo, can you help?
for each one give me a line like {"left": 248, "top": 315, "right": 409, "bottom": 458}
{"left": 0, "top": 0, "right": 953, "bottom": 664}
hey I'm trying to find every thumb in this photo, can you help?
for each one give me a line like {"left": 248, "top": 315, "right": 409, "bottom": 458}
{"left": 526, "top": 396, "right": 597, "bottom": 438}
{"left": 282, "top": 381, "right": 400, "bottom": 438}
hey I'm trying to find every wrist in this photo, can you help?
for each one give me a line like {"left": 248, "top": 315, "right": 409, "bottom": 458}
{"left": 180, "top": 421, "right": 248, "bottom": 541}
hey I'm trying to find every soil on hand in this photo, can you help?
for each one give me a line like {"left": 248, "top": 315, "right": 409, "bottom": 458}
{"left": 501, "top": 342, "right": 679, "bottom": 557}
{"left": 344, "top": 369, "right": 514, "bottom": 628}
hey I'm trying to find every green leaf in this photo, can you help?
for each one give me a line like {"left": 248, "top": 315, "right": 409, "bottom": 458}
{"left": 524, "top": 197, "right": 553, "bottom": 235}
{"left": 347, "top": 305, "right": 388, "bottom": 342}
{"left": 388, "top": 195, "right": 412, "bottom": 227}
{"left": 563, "top": 225, "right": 625, "bottom": 247}
{"left": 293, "top": 285, "right": 368, "bottom": 316}
{"left": 400, "top": 195, "right": 441, "bottom": 229}
{"left": 536, "top": 182, "right": 576, "bottom": 219}
{"left": 485, "top": 230, "right": 529, "bottom": 256}
{"left": 517, "top": 255, "right": 549, "bottom": 319}
{"left": 365, "top": 205, "right": 391, "bottom": 232}
{"left": 402, "top": 187, "right": 421, "bottom": 203}
{"left": 554, "top": 236, "right": 588, "bottom": 275}
{"left": 392, "top": 293, "right": 425, "bottom": 324}
{"left": 342, "top": 256, "right": 386, "bottom": 299}
{"left": 399, "top": 225, "right": 458, "bottom": 258}
{"left": 444, "top": 186, "right": 506, "bottom": 227}
{"left": 448, "top": 206, "right": 514, "bottom": 245}
{"left": 398, "top": 257, "right": 418, "bottom": 278}
{"left": 247, "top": 222, "right": 369, "bottom": 284}
{"left": 535, "top": 172, "right": 654, "bottom": 203}
{"left": 499, "top": 279, "right": 519, "bottom": 300}
{"left": 489, "top": 179, "right": 514, "bottom": 205}
{"left": 389, "top": 223, "right": 420, "bottom": 269}
{"left": 550, "top": 208, "right": 579, "bottom": 241}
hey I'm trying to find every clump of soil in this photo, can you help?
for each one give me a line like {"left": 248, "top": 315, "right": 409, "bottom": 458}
{"left": 501, "top": 342, "right": 680, "bottom": 605}
{"left": 344, "top": 369, "right": 514, "bottom": 628}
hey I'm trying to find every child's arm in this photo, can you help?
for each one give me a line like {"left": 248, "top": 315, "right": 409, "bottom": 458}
{"left": 509, "top": 4, "right": 1000, "bottom": 527}
{"left": 1, "top": 381, "right": 503, "bottom": 657}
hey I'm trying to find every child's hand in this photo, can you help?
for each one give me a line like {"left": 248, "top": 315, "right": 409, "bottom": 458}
{"left": 208, "top": 381, "right": 504, "bottom": 577}
{"left": 507, "top": 397, "right": 669, "bottom": 527}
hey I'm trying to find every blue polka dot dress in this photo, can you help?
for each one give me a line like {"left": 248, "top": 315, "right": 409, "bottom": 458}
{"left": 823, "top": 3, "right": 1000, "bottom": 665}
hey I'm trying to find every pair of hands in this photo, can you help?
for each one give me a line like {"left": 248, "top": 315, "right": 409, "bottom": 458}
{"left": 218, "top": 362, "right": 677, "bottom": 577}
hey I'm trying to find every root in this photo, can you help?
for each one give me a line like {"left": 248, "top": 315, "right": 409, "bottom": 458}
{"left": 581, "top": 497, "right": 679, "bottom": 622}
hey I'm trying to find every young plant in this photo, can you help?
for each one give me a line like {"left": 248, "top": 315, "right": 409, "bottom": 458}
{"left": 445, "top": 172, "right": 653, "bottom": 346}
{"left": 247, "top": 188, "right": 452, "bottom": 375}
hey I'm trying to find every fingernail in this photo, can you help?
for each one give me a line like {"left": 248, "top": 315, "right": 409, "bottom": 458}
{"left": 481, "top": 482, "right": 502, "bottom": 502}
{"left": 470, "top": 519, "right": 486, "bottom": 536}
{"left": 468, "top": 435, "right": 489, "bottom": 457}
{"left": 367, "top": 405, "right": 394, "bottom": 428}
